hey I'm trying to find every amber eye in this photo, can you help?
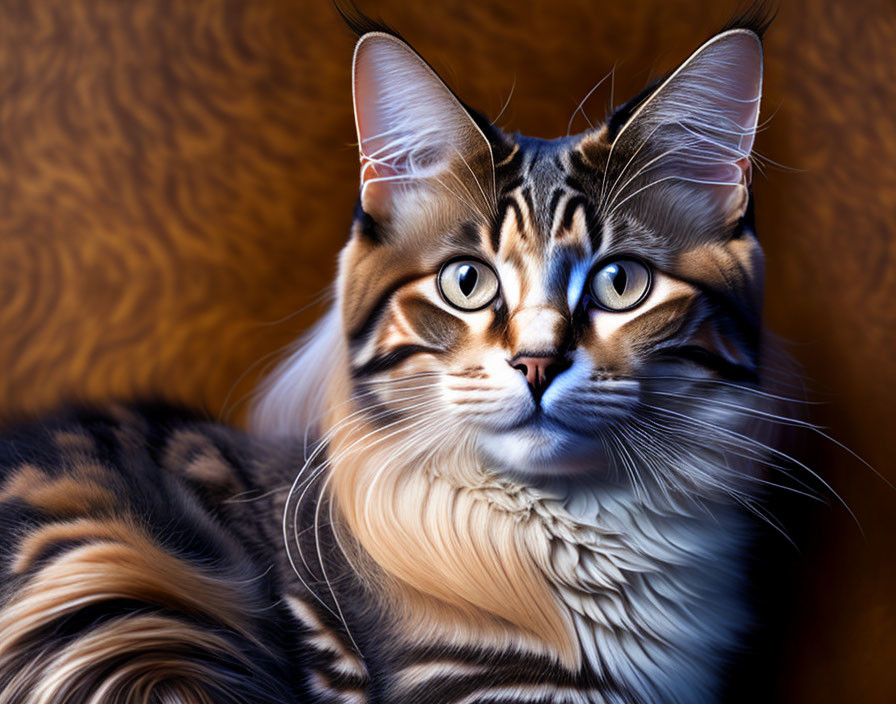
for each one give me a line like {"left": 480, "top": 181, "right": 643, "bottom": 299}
{"left": 438, "top": 258, "right": 500, "bottom": 311}
{"left": 589, "top": 258, "right": 652, "bottom": 311}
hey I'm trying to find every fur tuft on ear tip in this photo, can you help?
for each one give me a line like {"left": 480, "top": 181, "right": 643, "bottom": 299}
{"left": 719, "top": 0, "right": 778, "bottom": 40}
{"left": 334, "top": 0, "right": 405, "bottom": 42}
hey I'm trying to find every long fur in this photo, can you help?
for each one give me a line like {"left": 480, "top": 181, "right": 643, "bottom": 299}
{"left": 249, "top": 12, "right": 776, "bottom": 703}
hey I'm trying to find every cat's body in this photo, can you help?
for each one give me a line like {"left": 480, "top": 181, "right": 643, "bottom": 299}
{"left": 0, "top": 9, "right": 782, "bottom": 704}
{"left": 0, "top": 403, "right": 747, "bottom": 703}
{"left": 0, "top": 405, "right": 305, "bottom": 702}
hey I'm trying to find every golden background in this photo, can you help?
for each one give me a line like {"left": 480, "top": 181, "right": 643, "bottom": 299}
{"left": 0, "top": 1, "right": 893, "bottom": 700}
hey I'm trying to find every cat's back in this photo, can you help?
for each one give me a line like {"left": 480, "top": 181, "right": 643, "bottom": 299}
{"left": 0, "top": 402, "right": 304, "bottom": 702}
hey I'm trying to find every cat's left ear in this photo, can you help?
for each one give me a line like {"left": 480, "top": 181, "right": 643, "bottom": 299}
{"left": 352, "top": 33, "right": 494, "bottom": 225}
{"left": 604, "top": 29, "right": 762, "bottom": 233}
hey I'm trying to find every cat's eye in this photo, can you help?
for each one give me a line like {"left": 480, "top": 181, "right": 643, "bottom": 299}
{"left": 438, "top": 258, "right": 500, "bottom": 311}
{"left": 589, "top": 258, "right": 652, "bottom": 311}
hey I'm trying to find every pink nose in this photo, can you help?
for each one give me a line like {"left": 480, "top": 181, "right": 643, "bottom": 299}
{"left": 510, "top": 355, "right": 568, "bottom": 399}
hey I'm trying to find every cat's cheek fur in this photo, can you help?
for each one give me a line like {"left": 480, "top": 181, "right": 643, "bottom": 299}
{"left": 444, "top": 349, "right": 536, "bottom": 432}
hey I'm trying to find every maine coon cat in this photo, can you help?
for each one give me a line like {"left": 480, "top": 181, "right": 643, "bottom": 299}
{"left": 0, "top": 9, "right": 781, "bottom": 704}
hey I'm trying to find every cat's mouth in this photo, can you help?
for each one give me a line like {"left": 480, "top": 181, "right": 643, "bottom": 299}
{"left": 501, "top": 386, "right": 636, "bottom": 437}
{"left": 503, "top": 408, "right": 589, "bottom": 436}
{"left": 476, "top": 409, "right": 611, "bottom": 477}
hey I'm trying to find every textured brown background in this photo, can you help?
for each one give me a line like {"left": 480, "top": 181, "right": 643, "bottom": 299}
{"left": 0, "top": 0, "right": 893, "bottom": 700}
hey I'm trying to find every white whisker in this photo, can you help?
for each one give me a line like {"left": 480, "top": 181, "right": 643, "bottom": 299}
{"left": 640, "top": 402, "right": 864, "bottom": 535}
{"left": 567, "top": 66, "right": 615, "bottom": 137}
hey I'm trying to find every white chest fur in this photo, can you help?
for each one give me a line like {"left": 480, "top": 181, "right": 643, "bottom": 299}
{"left": 315, "top": 432, "right": 752, "bottom": 704}
{"left": 537, "top": 484, "right": 749, "bottom": 703}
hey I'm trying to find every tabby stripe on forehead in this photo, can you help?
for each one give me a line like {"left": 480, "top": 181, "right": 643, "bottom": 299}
{"left": 547, "top": 188, "right": 564, "bottom": 224}
{"left": 561, "top": 196, "right": 589, "bottom": 232}
{"left": 499, "top": 177, "right": 525, "bottom": 194}
{"left": 565, "top": 148, "right": 591, "bottom": 189}
{"left": 494, "top": 145, "right": 523, "bottom": 179}
{"left": 491, "top": 197, "right": 525, "bottom": 253}
{"left": 519, "top": 187, "right": 536, "bottom": 221}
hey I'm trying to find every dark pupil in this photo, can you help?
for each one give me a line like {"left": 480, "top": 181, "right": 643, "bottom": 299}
{"left": 458, "top": 265, "right": 478, "bottom": 297}
{"left": 610, "top": 264, "right": 627, "bottom": 295}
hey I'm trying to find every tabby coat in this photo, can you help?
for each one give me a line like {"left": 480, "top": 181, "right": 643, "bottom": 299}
{"left": 0, "top": 14, "right": 777, "bottom": 704}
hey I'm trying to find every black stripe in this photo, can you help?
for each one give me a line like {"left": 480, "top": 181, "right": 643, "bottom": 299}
{"left": 309, "top": 661, "right": 367, "bottom": 692}
{"left": 393, "top": 647, "right": 620, "bottom": 704}
{"left": 499, "top": 176, "right": 524, "bottom": 194}
{"left": 347, "top": 272, "right": 427, "bottom": 344}
{"left": 561, "top": 196, "right": 588, "bottom": 231}
{"left": 564, "top": 174, "right": 586, "bottom": 193}
{"left": 506, "top": 198, "right": 525, "bottom": 236}
{"left": 519, "top": 187, "right": 535, "bottom": 222}
{"left": 489, "top": 214, "right": 503, "bottom": 254}
{"left": 494, "top": 145, "right": 524, "bottom": 179}
{"left": 565, "top": 149, "right": 592, "bottom": 192}
{"left": 659, "top": 346, "right": 759, "bottom": 383}
{"left": 491, "top": 198, "right": 525, "bottom": 253}
{"left": 547, "top": 188, "right": 564, "bottom": 226}
{"left": 351, "top": 345, "right": 441, "bottom": 378}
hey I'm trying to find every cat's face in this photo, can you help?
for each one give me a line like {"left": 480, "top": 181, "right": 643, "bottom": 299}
{"left": 338, "top": 30, "right": 766, "bottom": 488}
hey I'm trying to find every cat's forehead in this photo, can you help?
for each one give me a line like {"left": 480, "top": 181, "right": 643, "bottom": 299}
{"left": 496, "top": 134, "right": 597, "bottom": 219}
{"left": 496, "top": 135, "right": 585, "bottom": 191}
{"left": 488, "top": 132, "right": 606, "bottom": 260}
{"left": 489, "top": 130, "right": 705, "bottom": 269}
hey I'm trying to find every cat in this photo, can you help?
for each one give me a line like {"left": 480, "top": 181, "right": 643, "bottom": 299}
{"left": 0, "top": 8, "right": 782, "bottom": 704}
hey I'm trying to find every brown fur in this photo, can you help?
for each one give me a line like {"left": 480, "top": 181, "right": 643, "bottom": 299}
{"left": 326, "top": 410, "right": 582, "bottom": 667}
{"left": 1, "top": 614, "right": 252, "bottom": 703}
{"left": 0, "top": 465, "right": 115, "bottom": 516}
{"left": 1, "top": 523, "right": 255, "bottom": 640}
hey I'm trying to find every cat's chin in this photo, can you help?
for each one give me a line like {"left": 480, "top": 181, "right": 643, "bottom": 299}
{"left": 477, "top": 419, "right": 609, "bottom": 479}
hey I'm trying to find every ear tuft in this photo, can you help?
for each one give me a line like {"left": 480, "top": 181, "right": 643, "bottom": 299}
{"left": 335, "top": 0, "right": 403, "bottom": 39}
{"left": 718, "top": 0, "right": 776, "bottom": 39}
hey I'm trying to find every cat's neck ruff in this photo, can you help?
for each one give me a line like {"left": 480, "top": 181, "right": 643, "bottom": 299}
{"left": 530, "top": 479, "right": 747, "bottom": 703}
{"left": 326, "top": 423, "right": 749, "bottom": 702}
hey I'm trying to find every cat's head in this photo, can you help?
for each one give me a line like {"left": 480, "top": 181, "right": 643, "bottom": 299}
{"left": 256, "top": 19, "right": 769, "bottom": 495}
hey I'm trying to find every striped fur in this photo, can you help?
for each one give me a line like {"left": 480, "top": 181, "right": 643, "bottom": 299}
{"left": 0, "top": 405, "right": 303, "bottom": 703}
{"left": 255, "top": 12, "right": 778, "bottom": 704}
{"left": 0, "top": 12, "right": 785, "bottom": 704}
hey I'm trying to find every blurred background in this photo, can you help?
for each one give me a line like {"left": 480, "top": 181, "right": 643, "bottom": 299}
{"left": 0, "top": 0, "right": 893, "bottom": 700}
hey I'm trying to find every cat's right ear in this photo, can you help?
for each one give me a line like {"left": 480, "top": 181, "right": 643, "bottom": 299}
{"left": 601, "top": 28, "right": 763, "bottom": 237}
{"left": 352, "top": 33, "right": 494, "bottom": 224}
